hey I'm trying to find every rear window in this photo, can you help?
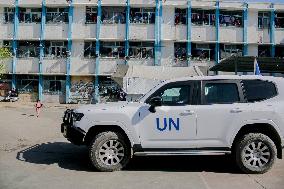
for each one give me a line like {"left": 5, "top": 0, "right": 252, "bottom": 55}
{"left": 242, "top": 80, "right": 277, "bottom": 102}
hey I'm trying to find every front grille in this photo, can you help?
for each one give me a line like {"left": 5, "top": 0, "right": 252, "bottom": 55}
{"left": 63, "top": 109, "right": 73, "bottom": 124}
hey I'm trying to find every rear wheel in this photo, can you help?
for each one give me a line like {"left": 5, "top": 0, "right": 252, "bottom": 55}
{"left": 235, "top": 133, "right": 277, "bottom": 174}
{"left": 89, "top": 131, "right": 130, "bottom": 172}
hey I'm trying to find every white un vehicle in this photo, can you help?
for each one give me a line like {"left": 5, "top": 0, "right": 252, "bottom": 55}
{"left": 61, "top": 76, "right": 284, "bottom": 173}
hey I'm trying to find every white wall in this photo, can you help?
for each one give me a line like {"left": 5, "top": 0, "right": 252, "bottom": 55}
{"left": 16, "top": 58, "right": 39, "bottom": 74}
{"left": 45, "top": 24, "right": 68, "bottom": 40}
{"left": 18, "top": 23, "right": 41, "bottom": 40}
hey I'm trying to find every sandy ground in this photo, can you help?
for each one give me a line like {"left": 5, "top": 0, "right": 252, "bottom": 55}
{"left": 0, "top": 103, "right": 284, "bottom": 189}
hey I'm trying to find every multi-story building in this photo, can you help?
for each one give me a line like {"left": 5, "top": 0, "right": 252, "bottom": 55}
{"left": 0, "top": 0, "right": 284, "bottom": 103}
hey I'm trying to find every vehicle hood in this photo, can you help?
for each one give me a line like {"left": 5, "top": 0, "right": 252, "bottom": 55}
{"left": 74, "top": 101, "right": 143, "bottom": 113}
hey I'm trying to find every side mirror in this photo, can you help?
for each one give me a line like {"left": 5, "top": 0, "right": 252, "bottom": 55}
{"left": 148, "top": 96, "right": 162, "bottom": 113}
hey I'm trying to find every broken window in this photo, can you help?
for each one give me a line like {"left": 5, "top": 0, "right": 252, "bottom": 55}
{"left": 2, "top": 40, "right": 13, "bottom": 52}
{"left": 44, "top": 41, "right": 67, "bottom": 58}
{"left": 174, "top": 43, "right": 187, "bottom": 61}
{"left": 4, "top": 7, "right": 14, "bottom": 23}
{"left": 17, "top": 41, "right": 40, "bottom": 58}
{"left": 220, "top": 11, "right": 242, "bottom": 27}
{"left": 192, "top": 43, "right": 215, "bottom": 61}
{"left": 192, "top": 9, "right": 215, "bottom": 26}
{"left": 258, "top": 45, "right": 271, "bottom": 57}
{"left": 86, "top": 6, "right": 97, "bottom": 24}
{"left": 43, "top": 76, "right": 65, "bottom": 94}
{"left": 16, "top": 75, "right": 38, "bottom": 93}
{"left": 220, "top": 44, "right": 243, "bottom": 59}
{"left": 101, "top": 7, "right": 126, "bottom": 24}
{"left": 100, "top": 41, "right": 125, "bottom": 58}
{"left": 130, "top": 8, "right": 155, "bottom": 24}
{"left": 129, "top": 42, "right": 154, "bottom": 59}
{"left": 19, "top": 8, "right": 41, "bottom": 23}
{"left": 84, "top": 41, "right": 96, "bottom": 58}
{"left": 175, "top": 8, "right": 187, "bottom": 25}
{"left": 275, "top": 46, "right": 284, "bottom": 58}
{"left": 258, "top": 12, "right": 270, "bottom": 29}
{"left": 46, "top": 8, "right": 69, "bottom": 23}
{"left": 275, "top": 13, "right": 284, "bottom": 28}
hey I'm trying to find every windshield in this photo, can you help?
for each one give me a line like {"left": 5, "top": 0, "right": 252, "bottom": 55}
{"left": 135, "top": 80, "right": 165, "bottom": 102}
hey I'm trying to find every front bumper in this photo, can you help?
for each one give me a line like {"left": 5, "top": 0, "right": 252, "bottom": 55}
{"left": 61, "top": 109, "right": 85, "bottom": 145}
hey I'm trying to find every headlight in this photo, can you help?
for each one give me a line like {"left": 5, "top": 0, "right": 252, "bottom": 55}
{"left": 73, "top": 112, "right": 84, "bottom": 122}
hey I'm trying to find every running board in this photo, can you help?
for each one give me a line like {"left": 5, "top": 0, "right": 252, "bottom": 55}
{"left": 134, "top": 150, "right": 231, "bottom": 156}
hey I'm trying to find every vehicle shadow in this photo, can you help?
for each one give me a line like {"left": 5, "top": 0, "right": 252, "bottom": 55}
{"left": 16, "top": 142, "right": 242, "bottom": 174}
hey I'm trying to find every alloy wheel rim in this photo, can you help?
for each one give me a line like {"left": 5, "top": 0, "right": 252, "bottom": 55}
{"left": 98, "top": 139, "right": 125, "bottom": 166}
{"left": 242, "top": 141, "right": 271, "bottom": 169}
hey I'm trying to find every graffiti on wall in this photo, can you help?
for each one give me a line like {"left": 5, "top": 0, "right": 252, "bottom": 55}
{"left": 70, "top": 80, "right": 94, "bottom": 103}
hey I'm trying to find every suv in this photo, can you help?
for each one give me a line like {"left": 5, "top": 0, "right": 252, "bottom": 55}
{"left": 61, "top": 76, "right": 284, "bottom": 173}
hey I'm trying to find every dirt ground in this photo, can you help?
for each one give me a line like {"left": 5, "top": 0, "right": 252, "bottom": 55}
{"left": 0, "top": 103, "right": 284, "bottom": 189}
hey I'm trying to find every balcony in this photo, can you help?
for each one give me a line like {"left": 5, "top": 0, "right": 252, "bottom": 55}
{"left": 130, "top": 0, "right": 155, "bottom": 6}
{"left": 45, "top": 24, "right": 68, "bottom": 40}
{"left": 219, "top": 2, "right": 244, "bottom": 10}
{"left": 275, "top": 29, "right": 284, "bottom": 44}
{"left": 42, "top": 58, "right": 66, "bottom": 74}
{"left": 257, "top": 29, "right": 271, "bottom": 44}
{"left": 163, "top": 0, "right": 187, "bottom": 6}
{"left": 127, "top": 59, "right": 154, "bottom": 66}
{"left": 100, "top": 24, "right": 125, "bottom": 40}
{"left": 18, "top": 0, "right": 41, "bottom": 6}
{"left": 129, "top": 24, "right": 155, "bottom": 40}
{"left": 192, "top": 26, "right": 216, "bottom": 42}
{"left": 0, "top": 23, "right": 13, "bottom": 39}
{"left": 76, "top": 24, "right": 97, "bottom": 39}
{"left": 73, "top": 0, "right": 97, "bottom": 5}
{"left": 101, "top": 0, "right": 126, "bottom": 6}
{"left": 18, "top": 23, "right": 41, "bottom": 40}
{"left": 0, "top": 58, "right": 13, "bottom": 73}
{"left": 45, "top": 0, "right": 69, "bottom": 6}
{"left": 99, "top": 59, "right": 124, "bottom": 75}
{"left": 70, "top": 58, "right": 95, "bottom": 75}
{"left": 0, "top": 0, "right": 15, "bottom": 6}
{"left": 70, "top": 58, "right": 123, "bottom": 76}
{"left": 16, "top": 58, "right": 39, "bottom": 74}
{"left": 219, "top": 27, "right": 243, "bottom": 43}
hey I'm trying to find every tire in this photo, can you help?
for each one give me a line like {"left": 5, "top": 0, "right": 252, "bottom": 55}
{"left": 89, "top": 131, "right": 130, "bottom": 172}
{"left": 235, "top": 133, "right": 277, "bottom": 174}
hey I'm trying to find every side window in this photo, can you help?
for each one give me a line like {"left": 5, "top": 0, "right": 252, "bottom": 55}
{"left": 204, "top": 83, "right": 240, "bottom": 104}
{"left": 242, "top": 80, "right": 277, "bottom": 102}
{"left": 148, "top": 84, "right": 191, "bottom": 106}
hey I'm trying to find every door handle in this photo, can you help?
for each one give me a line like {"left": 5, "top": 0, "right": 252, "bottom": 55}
{"left": 180, "top": 110, "right": 195, "bottom": 116}
{"left": 230, "top": 108, "right": 243, "bottom": 113}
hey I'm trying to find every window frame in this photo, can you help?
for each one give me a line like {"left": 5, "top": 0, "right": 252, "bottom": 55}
{"left": 145, "top": 81, "right": 195, "bottom": 106}
{"left": 4, "top": 7, "right": 15, "bottom": 23}
{"left": 46, "top": 7, "right": 69, "bottom": 23}
{"left": 129, "top": 7, "right": 155, "bottom": 24}
{"left": 201, "top": 80, "right": 245, "bottom": 105}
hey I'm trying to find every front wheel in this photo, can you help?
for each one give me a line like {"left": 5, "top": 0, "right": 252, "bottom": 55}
{"left": 235, "top": 133, "right": 277, "bottom": 174}
{"left": 89, "top": 131, "right": 130, "bottom": 172}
